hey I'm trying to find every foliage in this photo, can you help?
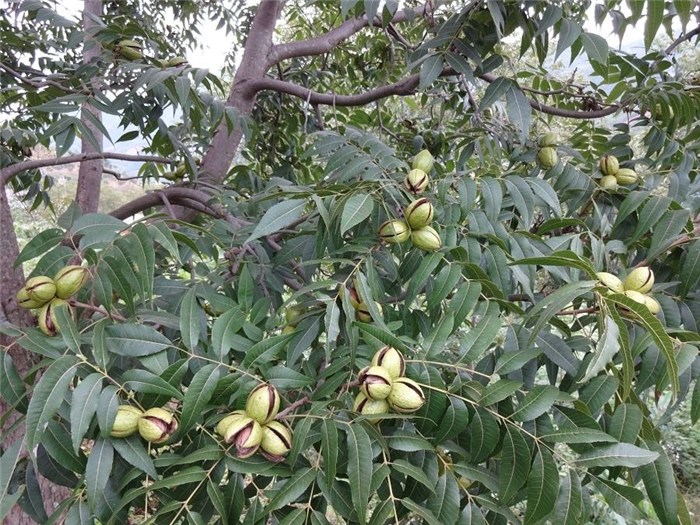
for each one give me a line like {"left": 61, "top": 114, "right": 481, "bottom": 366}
{"left": 2, "top": 1, "right": 700, "bottom": 524}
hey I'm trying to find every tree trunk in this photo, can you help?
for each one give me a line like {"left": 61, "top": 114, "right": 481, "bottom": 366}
{"left": 198, "top": 0, "right": 284, "bottom": 185}
{"left": 75, "top": 0, "right": 104, "bottom": 213}
{"left": 1, "top": 182, "right": 70, "bottom": 523}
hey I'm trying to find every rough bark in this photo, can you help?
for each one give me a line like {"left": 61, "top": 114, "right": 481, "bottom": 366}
{"left": 197, "top": 0, "right": 284, "bottom": 186}
{"left": 1, "top": 181, "right": 70, "bottom": 524}
{"left": 75, "top": 0, "right": 104, "bottom": 213}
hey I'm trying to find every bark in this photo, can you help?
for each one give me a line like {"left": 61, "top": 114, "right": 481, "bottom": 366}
{"left": 75, "top": 0, "right": 104, "bottom": 213}
{"left": 197, "top": 0, "right": 284, "bottom": 186}
{"left": 1, "top": 182, "right": 70, "bottom": 524}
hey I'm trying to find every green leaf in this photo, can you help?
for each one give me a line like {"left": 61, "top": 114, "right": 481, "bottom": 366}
{"left": 246, "top": 199, "right": 306, "bottom": 243}
{"left": 242, "top": 333, "right": 293, "bottom": 369}
{"left": 400, "top": 498, "right": 442, "bottom": 525}
{"left": 111, "top": 436, "right": 157, "bottom": 478}
{"left": 692, "top": 379, "right": 700, "bottom": 425}
{"left": 15, "top": 228, "right": 65, "bottom": 267}
{"left": 179, "top": 287, "right": 201, "bottom": 351}
{"left": 639, "top": 440, "right": 679, "bottom": 525}
{"left": 540, "top": 428, "right": 617, "bottom": 444}
{"left": 459, "top": 301, "right": 501, "bottom": 362}
{"left": 581, "top": 315, "right": 619, "bottom": 383}
{"left": 121, "top": 369, "right": 183, "bottom": 399}
{"left": 1, "top": 353, "right": 27, "bottom": 412}
{"left": 495, "top": 348, "right": 542, "bottom": 375}
{"left": 178, "top": 364, "right": 220, "bottom": 436}
{"left": 434, "top": 397, "right": 470, "bottom": 443}
{"left": 552, "top": 471, "right": 584, "bottom": 525}
{"left": 345, "top": 424, "right": 374, "bottom": 525}
{"left": 525, "top": 448, "right": 558, "bottom": 524}
{"left": 266, "top": 467, "right": 316, "bottom": 512}
{"left": 679, "top": 239, "right": 700, "bottom": 297}
{"left": 211, "top": 306, "right": 245, "bottom": 359}
{"left": 506, "top": 87, "right": 532, "bottom": 141}
{"left": 513, "top": 385, "right": 560, "bottom": 422}
{"left": 104, "top": 324, "right": 173, "bottom": 357}
{"left": 480, "top": 379, "right": 523, "bottom": 406}
{"left": 512, "top": 250, "right": 597, "bottom": 278}
{"left": 608, "top": 403, "right": 643, "bottom": 444}
{"left": 590, "top": 477, "right": 644, "bottom": 520}
{"left": 427, "top": 474, "right": 460, "bottom": 525}
{"left": 419, "top": 53, "right": 444, "bottom": 90}
{"left": 630, "top": 196, "right": 673, "bottom": 244}
{"left": 605, "top": 293, "right": 679, "bottom": 396}
{"left": 0, "top": 438, "right": 24, "bottom": 521}
{"left": 85, "top": 438, "right": 113, "bottom": 512}
{"left": 392, "top": 459, "right": 435, "bottom": 493}
{"left": 481, "top": 77, "right": 512, "bottom": 109}
{"left": 70, "top": 373, "right": 103, "bottom": 454}
{"left": 70, "top": 213, "right": 126, "bottom": 249}
{"left": 648, "top": 209, "right": 690, "bottom": 260}
{"left": 354, "top": 321, "right": 410, "bottom": 354}
{"left": 321, "top": 419, "right": 338, "bottom": 490}
{"left": 644, "top": 0, "right": 664, "bottom": 50}
{"left": 340, "top": 193, "right": 374, "bottom": 234}
{"left": 575, "top": 443, "right": 659, "bottom": 468}
{"left": 467, "top": 407, "right": 500, "bottom": 463}
{"left": 26, "top": 355, "right": 80, "bottom": 454}
{"left": 96, "top": 386, "right": 120, "bottom": 439}
{"left": 524, "top": 281, "right": 596, "bottom": 346}
{"left": 499, "top": 425, "right": 531, "bottom": 504}
{"left": 581, "top": 31, "right": 608, "bottom": 64}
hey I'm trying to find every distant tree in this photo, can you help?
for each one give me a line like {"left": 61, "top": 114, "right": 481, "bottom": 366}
{"left": 2, "top": 1, "right": 700, "bottom": 523}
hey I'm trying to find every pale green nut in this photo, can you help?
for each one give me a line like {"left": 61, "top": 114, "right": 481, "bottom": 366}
{"left": 404, "top": 198, "right": 434, "bottom": 230}
{"left": 371, "top": 346, "right": 406, "bottom": 379}
{"left": 599, "top": 155, "right": 620, "bottom": 176}
{"left": 599, "top": 175, "right": 618, "bottom": 190}
{"left": 260, "top": 420, "right": 293, "bottom": 462}
{"left": 615, "top": 168, "right": 638, "bottom": 185}
{"left": 412, "top": 150, "right": 434, "bottom": 173}
{"left": 403, "top": 169, "right": 429, "bottom": 194}
{"left": 537, "top": 147, "right": 558, "bottom": 168}
{"left": 378, "top": 219, "right": 410, "bottom": 244}
{"left": 623, "top": 267, "right": 654, "bottom": 294}
{"left": 245, "top": 383, "right": 281, "bottom": 425}
{"left": 353, "top": 392, "right": 390, "bottom": 424}
{"left": 595, "top": 272, "right": 625, "bottom": 294}
{"left": 387, "top": 377, "right": 425, "bottom": 413}
{"left": 138, "top": 407, "right": 178, "bottom": 444}
{"left": 110, "top": 405, "right": 143, "bottom": 438}
{"left": 359, "top": 365, "right": 393, "bottom": 401}
{"left": 25, "top": 276, "right": 57, "bottom": 305}
{"left": 215, "top": 410, "right": 247, "bottom": 437}
{"left": 411, "top": 226, "right": 441, "bottom": 252}
{"left": 224, "top": 416, "right": 263, "bottom": 458}
{"left": 54, "top": 265, "right": 89, "bottom": 299}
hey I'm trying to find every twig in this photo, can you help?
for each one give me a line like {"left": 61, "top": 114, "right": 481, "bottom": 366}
{"left": 69, "top": 299, "right": 127, "bottom": 322}
{"left": 557, "top": 306, "right": 598, "bottom": 316}
{"left": 2, "top": 152, "right": 173, "bottom": 185}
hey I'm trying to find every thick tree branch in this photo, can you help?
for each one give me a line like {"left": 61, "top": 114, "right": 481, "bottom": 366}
{"left": 251, "top": 68, "right": 455, "bottom": 106}
{"left": 253, "top": 69, "right": 624, "bottom": 119}
{"left": 109, "top": 187, "right": 223, "bottom": 220}
{"left": 267, "top": 4, "right": 430, "bottom": 66}
{"left": 1, "top": 152, "right": 172, "bottom": 185}
{"left": 196, "top": 1, "right": 283, "bottom": 190}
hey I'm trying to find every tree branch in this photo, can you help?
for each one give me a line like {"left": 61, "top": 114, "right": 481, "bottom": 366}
{"left": 267, "top": 4, "right": 431, "bottom": 66}
{"left": 664, "top": 24, "right": 700, "bottom": 55}
{"left": 109, "top": 187, "right": 222, "bottom": 220}
{"left": 253, "top": 69, "right": 624, "bottom": 119}
{"left": 1, "top": 152, "right": 173, "bottom": 185}
{"left": 479, "top": 73, "right": 621, "bottom": 119}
